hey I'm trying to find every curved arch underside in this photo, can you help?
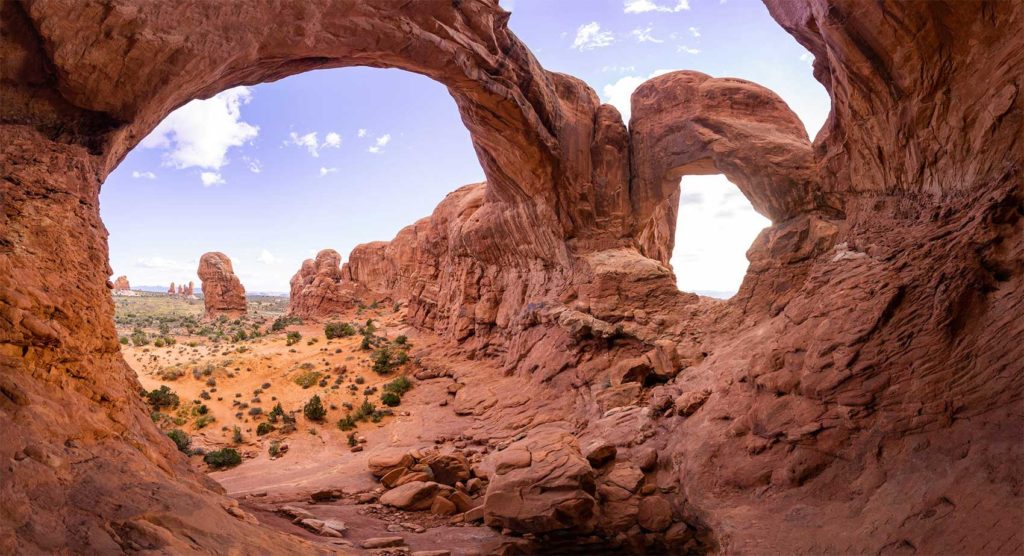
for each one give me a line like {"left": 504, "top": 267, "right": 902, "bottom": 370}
{"left": 1, "top": 0, "right": 1021, "bottom": 553}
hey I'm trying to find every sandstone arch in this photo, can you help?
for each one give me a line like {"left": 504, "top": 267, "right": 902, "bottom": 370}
{"left": 2, "top": 0, "right": 1022, "bottom": 553}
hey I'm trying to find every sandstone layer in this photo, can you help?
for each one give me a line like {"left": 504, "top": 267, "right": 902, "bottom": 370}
{"left": 197, "top": 252, "right": 246, "bottom": 319}
{"left": 1, "top": 0, "right": 1021, "bottom": 554}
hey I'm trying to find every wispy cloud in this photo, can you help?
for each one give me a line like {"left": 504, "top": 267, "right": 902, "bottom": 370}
{"left": 688, "top": 26, "right": 701, "bottom": 38}
{"left": 131, "top": 171, "right": 156, "bottom": 179}
{"left": 631, "top": 26, "right": 664, "bottom": 43}
{"left": 323, "top": 132, "right": 341, "bottom": 149}
{"left": 624, "top": 0, "right": 689, "bottom": 13}
{"left": 572, "top": 22, "right": 615, "bottom": 51}
{"left": 320, "top": 166, "right": 339, "bottom": 176}
{"left": 368, "top": 134, "right": 391, "bottom": 154}
{"left": 677, "top": 45, "right": 701, "bottom": 54}
{"left": 286, "top": 130, "right": 341, "bottom": 157}
{"left": 357, "top": 128, "right": 367, "bottom": 138}
{"left": 140, "top": 87, "right": 258, "bottom": 170}
{"left": 200, "top": 172, "right": 225, "bottom": 186}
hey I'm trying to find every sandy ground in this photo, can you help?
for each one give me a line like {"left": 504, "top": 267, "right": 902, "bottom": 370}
{"left": 120, "top": 296, "right": 515, "bottom": 554}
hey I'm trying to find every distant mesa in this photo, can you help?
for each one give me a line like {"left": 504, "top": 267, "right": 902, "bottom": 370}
{"left": 288, "top": 248, "right": 357, "bottom": 318}
{"left": 111, "top": 275, "right": 135, "bottom": 296}
{"left": 197, "top": 252, "right": 246, "bottom": 319}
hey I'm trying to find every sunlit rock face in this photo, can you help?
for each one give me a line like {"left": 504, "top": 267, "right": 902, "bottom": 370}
{"left": 197, "top": 252, "right": 246, "bottom": 319}
{"left": 1, "top": 0, "right": 1020, "bottom": 553}
{"left": 288, "top": 248, "right": 356, "bottom": 318}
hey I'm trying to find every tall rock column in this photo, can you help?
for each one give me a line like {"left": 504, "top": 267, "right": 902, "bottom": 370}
{"left": 197, "top": 252, "right": 246, "bottom": 319}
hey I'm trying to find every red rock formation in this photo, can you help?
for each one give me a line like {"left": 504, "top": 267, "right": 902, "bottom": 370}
{"left": 288, "top": 249, "right": 356, "bottom": 318}
{"left": 2, "top": 0, "right": 1020, "bottom": 553}
{"left": 185, "top": 281, "right": 194, "bottom": 298}
{"left": 197, "top": 252, "right": 246, "bottom": 319}
{"left": 112, "top": 275, "right": 130, "bottom": 291}
{"left": 167, "top": 281, "right": 175, "bottom": 295}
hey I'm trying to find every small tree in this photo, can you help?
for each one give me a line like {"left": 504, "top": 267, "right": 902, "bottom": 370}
{"left": 303, "top": 395, "right": 326, "bottom": 421}
{"left": 286, "top": 331, "right": 302, "bottom": 346}
{"left": 380, "top": 391, "right": 401, "bottom": 407}
{"left": 146, "top": 385, "right": 179, "bottom": 408}
{"left": 371, "top": 346, "right": 393, "bottom": 374}
{"left": 325, "top": 322, "right": 357, "bottom": 339}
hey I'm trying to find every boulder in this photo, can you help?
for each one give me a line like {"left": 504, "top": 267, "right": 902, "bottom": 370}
{"left": 637, "top": 496, "right": 672, "bottom": 532}
{"left": 426, "top": 453, "right": 470, "bottom": 485}
{"left": 197, "top": 252, "right": 246, "bottom": 318}
{"left": 674, "top": 389, "right": 711, "bottom": 417}
{"left": 380, "top": 481, "right": 440, "bottom": 511}
{"left": 583, "top": 440, "right": 617, "bottom": 467}
{"left": 368, "top": 450, "right": 414, "bottom": 478}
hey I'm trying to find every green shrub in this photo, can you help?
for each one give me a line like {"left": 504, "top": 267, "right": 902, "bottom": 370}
{"left": 119, "top": 336, "right": 130, "bottom": 345}
{"left": 195, "top": 414, "right": 215, "bottom": 429}
{"left": 268, "top": 402, "right": 285, "bottom": 422}
{"left": 337, "top": 415, "right": 356, "bottom": 431}
{"left": 131, "top": 328, "right": 149, "bottom": 347}
{"left": 269, "top": 441, "right": 282, "bottom": 457}
{"left": 166, "top": 429, "right": 190, "bottom": 453}
{"left": 204, "top": 448, "right": 242, "bottom": 468}
{"left": 380, "top": 391, "right": 401, "bottom": 407}
{"left": 286, "top": 331, "right": 302, "bottom": 346}
{"left": 347, "top": 432, "right": 358, "bottom": 447}
{"left": 303, "top": 395, "right": 326, "bottom": 421}
{"left": 271, "top": 315, "right": 301, "bottom": 331}
{"left": 393, "top": 335, "right": 408, "bottom": 345}
{"left": 384, "top": 376, "right": 413, "bottom": 396}
{"left": 256, "top": 422, "right": 275, "bottom": 436}
{"left": 371, "top": 346, "right": 393, "bottom": 374}
{"left": 232, "top": 426, "right": 243, "bottom": 444}
{"left": 325, "top": 322, "right": 357, "bottom": 339}
{"left": 293, "top": 370, "right": 322, "bottom": 389}
{"left": 146, "top": 385, "right": 179, "bottom": 408}
{"left": 359, "top": 334, "right": 372, "bottom": 350}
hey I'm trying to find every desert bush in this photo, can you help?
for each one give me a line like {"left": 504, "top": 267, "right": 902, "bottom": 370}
{"left": 384, "top": 376, "right": 413, "bottom": 396}
{"left": 293, "top": 370, "right": 322, "bottom": 389}
{"left": 303, "top": 395, "right": 326, "bottom": 421}
{"left": 131, "top": 328, "right": 149, "bottom": 346}
{"left": 347, "top": 432, "right": 358, "bottom": 446}
{"left": 380, "top": 391, "right": 401, "bottom": 407}
{"left": 166, "top": 429, "right": 190, "bottom": 453}
{"left": 269, "top": 441, "right": 282, "bottom": 457}
{"left": 248, "top": 407, "right": 263, "bottom": 416}
{"left": 286, "top": 331, "right": 302, "bottom": 346}
{"left": 119, "top": 336, "right": 130, "bottom": 345}
{"left": 324, "top": 322, "right": 357, "bottom": 339}
{"left": 204, "top": 448, "right": 241, "bottom": 468}
{"left": 256, "top": 422, "right": 275, "bottom": 436}
{"left": 146, "top": 385, "right": 179, "bottom": 408}
{"left": 195, "top": 414, "right": 215, "bottom": 429}
{"left": 394, "top": 335, "right": 408, "bottom": 346}
{"left": 232, "top": 426, "right": 243, "bottom": 444}
{"left": 371, "top": 346, "right": 394, "bottom": 374}
{"left": 271, "top": 315, "right": 301, "bottom": 331}
{"left": 336, "top": 415, "right": 356, "bottom": 431}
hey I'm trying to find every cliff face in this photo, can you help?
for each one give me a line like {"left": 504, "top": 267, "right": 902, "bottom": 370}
{"left": 289, "top": 249, "right": 356, "bottom": 318}
{"left": 1, "top": 0, "right": 1021, "bottom": 553}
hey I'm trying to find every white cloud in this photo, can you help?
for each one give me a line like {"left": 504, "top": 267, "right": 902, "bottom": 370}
{"left": 247, "top": 159, "right": 262, "bottom": 173}
{"left": 688, "top": 26, "right": 701, "bottom": 37}
{"left": 677, "top": 45, "right": 701, "bottom": 54}
{"left": 257, "top": 249, "right": 279, "bottom": 264}
{"left": 572, "top": 22, "right": 615, "bottom": 51}
{"left": 624, "top": 0, "right": 689, "bottom": 13}
{"left": 320, "top": 167, "right": 339, "bottom": 176}
{"left": 131, "top": 171, "right": 156, "bottom": 179}
{"left": 140, "top": 87, "right": 258, "bottom": 170}
{"left": 602, "top": 69, "right": 676, "bottom": 122}
{"left": 323, "top": 132, "right": 342, "bottom": 149}
{"left": 368, "top": 134, "right": 392, "bottom": 154}
{"left": 357, "top": 128, "right": 368, "bottom": 138}
{"left": 200, "top": 172, "right": 224, "bottom": 186}
{"left": 799, "top": 52, "right": 814, "bottom": 65}
{"left": 288, "top": 131, "right": 320, "bottom": 157}
{"left": 631, "top": 26, "right": 664, "bottom": 43}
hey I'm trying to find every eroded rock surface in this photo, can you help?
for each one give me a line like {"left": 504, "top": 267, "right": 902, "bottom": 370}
{"left": 112, "top": 275, "right": 130, "bottom": 292}
{"left": 289, "top": 249, "right": 355, "bottom": 319}
{"left": 197, "top": 252, "right": 246, "bottom": 319}
{"left": 1, "top": 0, "right": 1021, "bottom": 554}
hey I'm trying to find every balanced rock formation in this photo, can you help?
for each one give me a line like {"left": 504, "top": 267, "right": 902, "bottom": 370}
{"left": 288, "top": 249, "right": 355, "bottom": 318}
{"left": 1, "top": 0, "right": 1020, "bottom": 554}
{"left": 112, "top": 275, "right": 130, "bottom": 291}
{"left": 197, "top": 252, "right": 246, "bottom": 319}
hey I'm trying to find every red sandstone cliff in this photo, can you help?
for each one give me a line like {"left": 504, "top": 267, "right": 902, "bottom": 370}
{"left": 1, "top": 0, "right": 1020, "bottom": 553}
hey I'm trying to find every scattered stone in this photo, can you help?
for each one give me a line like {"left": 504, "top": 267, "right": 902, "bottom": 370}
{"left": 638, "top": 496, "right": 672, "bottom": 532}
{"left": 369, "top": 451, "right": 415, "bottom": 478}
{"left": 584, "top": 440, "right": 617, "bottom": 467}
{"left": 361, "top": 537, "right": 406, "bottom": 549}
{"left": 426, "top": 453, "right": 470, "bottom": 486}
{"left": 674, "top": 389, "right": 711, "bottom": 416}
{"left": 430, "top": 496, "right": 457, "bottom": 516}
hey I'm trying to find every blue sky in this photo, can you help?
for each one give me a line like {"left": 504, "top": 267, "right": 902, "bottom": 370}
{"left": 101, "top": 0, "right": 828, "bottom": 294}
